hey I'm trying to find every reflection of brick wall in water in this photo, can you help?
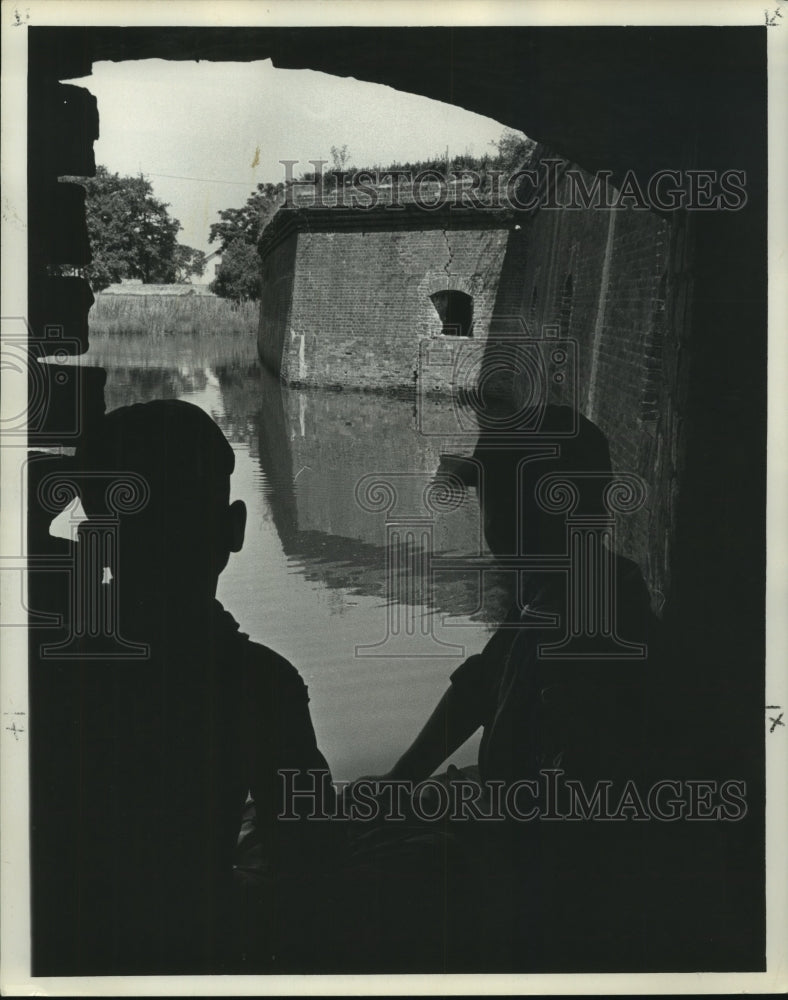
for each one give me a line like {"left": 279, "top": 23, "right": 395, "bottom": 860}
{"left": 254, "top": 381, "right": 499, "bottom": 617}
{"left": 284, "top": 390, "right": 482, "bottom": 555}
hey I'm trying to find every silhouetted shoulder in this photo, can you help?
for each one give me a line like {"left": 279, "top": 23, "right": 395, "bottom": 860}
{"left": 613, "top": 553, "right": 661, "bottom": 650}
{"left": 239, "top": 638, "right": 313, "bottom": 716}
{"left": 247, "top": 641, "right": 309, "bottom": 688}
{"left": 207, "top": 600, "right": 310, "bottom": 703}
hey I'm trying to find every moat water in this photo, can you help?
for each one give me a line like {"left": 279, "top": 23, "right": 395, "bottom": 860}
{"left": 70, "top": 333, "right": 511, "bottom": 780}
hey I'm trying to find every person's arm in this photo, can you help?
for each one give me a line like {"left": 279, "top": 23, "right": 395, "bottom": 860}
{"left": 385, "top": 681, "right": 484, "bottom": 783}
{"left": 244, "top": 648, "right": 338, "bottom": 870}
{"left": 352, "top": 621, "right": 512, "bottom": 787}
{"left": 384, "top": 621, "right": 518, "bottom": 783}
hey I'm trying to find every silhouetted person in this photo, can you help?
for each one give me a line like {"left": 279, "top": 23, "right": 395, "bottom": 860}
{"left": 353, "top": 404, "right": 660, "bottom": 971}
{"left": 30, "top": 400, "right": 335, "bottom": 975}
{"left": 384, "top": 405, "right": 656, "bottom": 790}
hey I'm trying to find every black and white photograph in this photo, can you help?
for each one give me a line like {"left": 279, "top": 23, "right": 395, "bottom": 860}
{"left": 1, "top": 0, "right": 786, "bottom": 993}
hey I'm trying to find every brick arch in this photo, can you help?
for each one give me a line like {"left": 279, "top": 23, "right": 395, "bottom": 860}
{"left": 422, "top": 274, "right": 479, "bottom": 300}
{"left": 418, "top": 273, "right": 480, "bottom": 338}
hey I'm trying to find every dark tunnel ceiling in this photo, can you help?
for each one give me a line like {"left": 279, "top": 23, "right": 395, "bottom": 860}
{"left": 41, "top": 25, "right": 765, "bottom": 192}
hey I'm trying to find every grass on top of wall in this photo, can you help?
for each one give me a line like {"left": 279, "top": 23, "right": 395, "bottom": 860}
{"left": 89, "top": 292, "right": 258, "bottom": 338}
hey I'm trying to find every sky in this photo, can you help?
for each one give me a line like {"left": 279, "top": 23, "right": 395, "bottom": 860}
{"left": 70, "top": 59, "right": 522, "bottom": 257}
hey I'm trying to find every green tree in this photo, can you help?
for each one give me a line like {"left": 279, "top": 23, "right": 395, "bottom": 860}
{"left": 76, "top": 166, "right": 203, "bottom": 291}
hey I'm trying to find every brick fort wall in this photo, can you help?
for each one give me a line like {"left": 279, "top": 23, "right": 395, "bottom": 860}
{"left": 258, "top": 207, "right": 511, "bottom": 391}
{"left": 488, "top": 159, "right": 691, "bottom": 609}
{"left": 258, "top": 163, "right": 693, "bottom": 610}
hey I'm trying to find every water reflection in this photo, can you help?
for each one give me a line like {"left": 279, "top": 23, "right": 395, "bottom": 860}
{"left": 255, "top": 372, "right": 508, "bottom": 614}
{"left": 80, "top": 333, "right": 509, "bottom": 777}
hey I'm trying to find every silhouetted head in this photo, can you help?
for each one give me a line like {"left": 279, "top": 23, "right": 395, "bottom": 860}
{"left": 75, "top": 399, "right": 246, "bottom": 599}
{"left": 439, "top": 404, "right": 613, "bottom": 557}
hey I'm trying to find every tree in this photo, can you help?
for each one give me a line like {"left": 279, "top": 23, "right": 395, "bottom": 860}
{"left": 208, "top": 182, "right": 286, "bottom": 302}
{"left": 208, "top": 181, "right": 285, "bottom": 253}
{"left": 330, "top": 144, "right": 351, "bottom": 172}
{"left": 209, "top": 239, "right": 261, "bottom": 303}
{"left": 75, "top": 166, "right": 204, "bottom": 291}
{"left": 491, "top": 129, "right": 538, "bottom": 172}
{"left": 173, "top": 245, "right": 207, "bottom": 283}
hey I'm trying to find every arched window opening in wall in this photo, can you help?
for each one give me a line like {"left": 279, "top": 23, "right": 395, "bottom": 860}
{"left": 430, "top": 290, "right": 474, "bottom": 338}
{"left": 559, "top": 273, "right": 574, "bottom": 338}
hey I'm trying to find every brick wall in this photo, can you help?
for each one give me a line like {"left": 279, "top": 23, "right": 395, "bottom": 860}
{"left": 258, "top": 209, "right": 511, "bottom": 391}
{"left": 258, "top": 232, "right": 297, "bottom": 375}
{"left": 258, "top": 166, "right": 693, "bottom": 610}
{"left": 490, "top": 162, "right": 691, "bottom": 609}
